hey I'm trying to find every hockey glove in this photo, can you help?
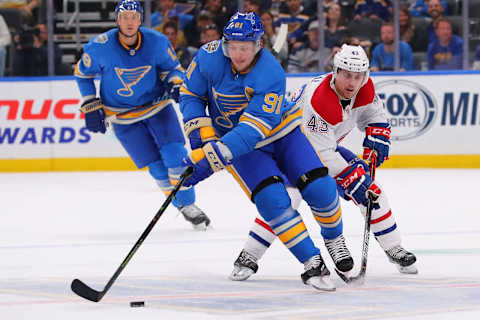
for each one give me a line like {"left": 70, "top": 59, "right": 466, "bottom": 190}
{"left": 80, "top": 98, "right": 106, "bottom": 134}
{"left": 362, "top": 123, "right": 391, "bottom": 167}
{"left": 335, "top": 165, "right": 381, "bottom": 207}
{"left": 182, "top": 141, "right": 231, "bottom": 187}
{"left": 166, "top": 81, "right": 181, "bottom": 103}
{"left": 184, "top": 117, "right": 217, "bottom": 149}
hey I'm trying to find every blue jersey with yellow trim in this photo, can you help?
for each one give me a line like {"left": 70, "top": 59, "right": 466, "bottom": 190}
{"left": 180, "top": 40, "right": 300, "bottom": 159}
{"left": 75, "top": 27, "right": 183, "bottom": 110}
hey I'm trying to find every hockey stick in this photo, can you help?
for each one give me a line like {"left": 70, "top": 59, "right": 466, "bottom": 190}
{"left": 71, "top": 166, "right": 194, "bottom": 302}
{"left": 336, "top": 155, "right": 377, "bottom": 285}
{"left": 104, "top": 95, "right": 170, "bottom": 126}
{"left": 272, "top": 23, "right": 288, "bottom": 55}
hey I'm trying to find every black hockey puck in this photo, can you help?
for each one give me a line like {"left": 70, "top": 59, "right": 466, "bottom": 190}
{"left": 130, "top": 301, "right": 145, "bottom": 307}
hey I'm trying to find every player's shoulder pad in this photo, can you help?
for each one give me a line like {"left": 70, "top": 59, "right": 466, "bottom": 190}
{"left": 248, "top": 49, "right": 285, "bottom": 88}
{"left": 140, "top": 27, "right": 168, "bottom": 45}
{"left": 201, "top": 40, "right": 221, "bottom": 54}
{"left": 84, "top": 29, "right": 116, "bottom": 53}
{"left": 310, "top": 73, "right": 343, "bottom": 125}
{"left": 352, "top": 78, "right": 375, "bottom": 109}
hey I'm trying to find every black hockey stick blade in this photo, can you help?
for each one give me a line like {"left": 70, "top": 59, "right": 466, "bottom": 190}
{"left": 71, "top": 279, "right": 104, "bottom": 302}
{"left": 71, "top": 167, "right": 193, "bottom": 303}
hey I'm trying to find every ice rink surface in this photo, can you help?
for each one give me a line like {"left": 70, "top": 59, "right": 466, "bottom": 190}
{"left": 1, "top": 169, "right": 479, "bottom": 319}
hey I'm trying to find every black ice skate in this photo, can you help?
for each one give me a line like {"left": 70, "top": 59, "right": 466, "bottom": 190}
{"left": 229, "top": 250, "right": 258, "bottom": 281}
{"left": 301, "top": 255, "right": 335, "bottom": 291}
{"left": 324, "top": 234, "right": 354, "bottom": 274}
{"left": 385, "top": 245, "right": 418, "bottom": 274}
{"left": 179, "top": 204, "right": 211, "bottom": 230}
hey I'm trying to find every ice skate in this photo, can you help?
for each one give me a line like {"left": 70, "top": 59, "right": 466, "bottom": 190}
{"left": 385, "top": 245, "right": 418, "bottom": 274}
{"left": 301, "top": 255, "right": 335, "bottom": 291}
{"left": 229, "top": 250, "right": 258, "bottom": 281}
{"left": 324, "top": 235, "right": 354, "bottom": 274}
{"left": 179, "top": 204, "right": 211, "bottom": 230}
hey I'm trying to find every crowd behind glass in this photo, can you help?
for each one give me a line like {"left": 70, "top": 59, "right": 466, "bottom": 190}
{"left": 1, "top": 0, "right": 480, "bottom": 77}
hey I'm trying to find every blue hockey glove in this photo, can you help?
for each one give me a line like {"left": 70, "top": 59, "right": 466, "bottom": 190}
{"left": 166, "top": 82, "right": 181, "bottom": 103}
{"left": 362, "top": 123, "right": 391, "bottom": 167}
{"left": 80, "top": 98, "right": 106, "bottom": 134}
{"left": 183, "top": 117, "right": 217, "bottom": 149}
{"left": 182, "top": 141, "right": 231, "bottom": 187}
{"left": 335, "top": 165, "right": 381, "bottom": 207}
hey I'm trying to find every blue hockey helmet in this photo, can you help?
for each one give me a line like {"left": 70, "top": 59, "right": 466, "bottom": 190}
{"left": 115, "top": 0, "right": 143, "bottom": 21}
{"left": 223, "top": 12, "right": 264, "bottom": 42}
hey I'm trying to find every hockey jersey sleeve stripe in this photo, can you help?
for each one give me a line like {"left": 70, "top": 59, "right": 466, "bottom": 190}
{"left": 180, "top": 85, "right": 207, "bottom": 100}
{"left": 239, "top": 116, "right": 270, "bottom": 138}
{"left": 74, "top": 61, "right": 95, "bottom": 79}
{"left": 242, "top": 112, "right": 272, "bottom": 130}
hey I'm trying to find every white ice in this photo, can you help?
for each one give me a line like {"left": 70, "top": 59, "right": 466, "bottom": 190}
{"left": 1, "top": 169, "right": 480, "bottom": 319}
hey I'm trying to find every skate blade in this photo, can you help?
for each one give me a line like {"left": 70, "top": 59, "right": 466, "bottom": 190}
{"left": 229, "top": 267, "right": 254, "bottom": 281}
{"left": 397, "top": 263, "right": 418, "bottom": 274}
{"left": 192, "top": 222, "right": 210, "bottom": 231}
{"left": 306, "top": 276, "right": 336, "bottom": 291}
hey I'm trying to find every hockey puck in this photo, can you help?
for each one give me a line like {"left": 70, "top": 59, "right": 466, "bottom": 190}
{"left": 130, "top": 301, "right": 145, "bottom": 308}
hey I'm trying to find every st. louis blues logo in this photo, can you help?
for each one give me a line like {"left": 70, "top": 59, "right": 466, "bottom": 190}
{"left": 212, "top": 87, "right": 249, "bottom": 128}
{"left": 114, "top": 66, "right": 151, "bottom": 97}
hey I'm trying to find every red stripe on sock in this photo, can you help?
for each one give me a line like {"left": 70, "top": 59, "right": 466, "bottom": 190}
{"left": 255, "top": 218, "right": 275, "bottom": 234}
{"left": 371, "top": 210, "right": 392, "bottom": 224}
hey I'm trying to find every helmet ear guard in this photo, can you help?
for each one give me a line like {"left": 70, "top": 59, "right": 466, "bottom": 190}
{"left": 333, "top": 44, "right": 370, "bottom": 86}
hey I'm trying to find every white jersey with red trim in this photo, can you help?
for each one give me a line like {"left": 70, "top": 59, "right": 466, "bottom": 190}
{"left": 296, "top": 73, "right": 387, "bottom": 176}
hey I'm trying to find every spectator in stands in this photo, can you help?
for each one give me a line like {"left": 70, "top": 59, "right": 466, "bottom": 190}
{"left": 151, "top": 0, "right": 193, "bottom": 31}
{"left": 371, "top": 22, "right": 414, "bottom": 71}
{"left": 275, "top": 0, "right": 311, "bottom": 46}
{"left": 163, "top": 20, "right": 192, "bottom": 69}
{"left": 199, "top": 23, "right": 220, "bottom": 46}
{"left": 152, "top": 11, "right": 188, "bottom": 47}
{"left": 323, "top": 35, "right": 362, "bottom": 71}
{"left": 427, "top": 17, "right": 463, "bottom": 70}
{"left": 426, "top": 0, "right": 445, "bottom": 42}
{"left": 183, "top": 9, "right": 214, "bottom": 48}
{"left": 399, "top": 5, "right": 428, "bottom": 52}
{"left": 324, "top": 3, "right": 347, "bottom": 49}
{"left": 245, "top": 0, "right": 261, "bottom": 13}
{"left": 260, "top": 10, "right": 288, "bottom": 67}
{"left": 202, "top": 0, "right": 230, "bottom": 32}
{"left": 12, "top": 23, "right": 65, "bottom": 76}
{"left": 0, "top": 0, "right": 39, "bottom": 22}
{"left": 287, "top": 20, "right": 322, "bottom": 73}
{"left": 0, "top": 13, "right": 11, "bottom": 76}
{"left": 410, "top": 0, "right": 448, "bottom": 17}
{"left": 473, "top": 44, "right": 480, "bottom": 70}
{"left": 353, "top": 0, "right": 392, "bottom": 22}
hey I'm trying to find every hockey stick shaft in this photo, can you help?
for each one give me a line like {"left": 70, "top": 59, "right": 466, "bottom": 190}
{"left": 336, "top": 155, "right": 377, "bottom": 284}
{"left": 71, "top": 166, "right": 194, "bottom": 302}
{"left": 356, "top": 157, "right": 377, "bottom": 278}
{"left": 105, "top": 96, "right": 170, "bottom": 126}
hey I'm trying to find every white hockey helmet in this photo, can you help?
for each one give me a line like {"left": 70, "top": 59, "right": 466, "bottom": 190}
{"left": 333, "top": 44, "right": 370, "bottom": 86}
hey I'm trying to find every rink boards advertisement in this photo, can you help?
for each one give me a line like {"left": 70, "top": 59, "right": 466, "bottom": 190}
{"left": 1, "top": 72, "right": 479, "bottom": 171}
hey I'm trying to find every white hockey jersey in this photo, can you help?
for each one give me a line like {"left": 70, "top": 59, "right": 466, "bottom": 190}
{"left": 296, "top": 73, "right": 387, "bottom": 176}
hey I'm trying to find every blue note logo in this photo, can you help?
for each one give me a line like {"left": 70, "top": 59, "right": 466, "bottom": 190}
{"left": 375, "top": 79, "right": 438, "bottom": 141}
{"left": 114, "top": 66, "right": 151, "bottom": 97}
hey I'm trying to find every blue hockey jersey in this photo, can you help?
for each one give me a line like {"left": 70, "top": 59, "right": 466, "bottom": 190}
{"left": 75, "top": 27, "right": 183, "bottom": 121}
{"left": 180, "top": 40, "right": 301, "bottom": 159}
